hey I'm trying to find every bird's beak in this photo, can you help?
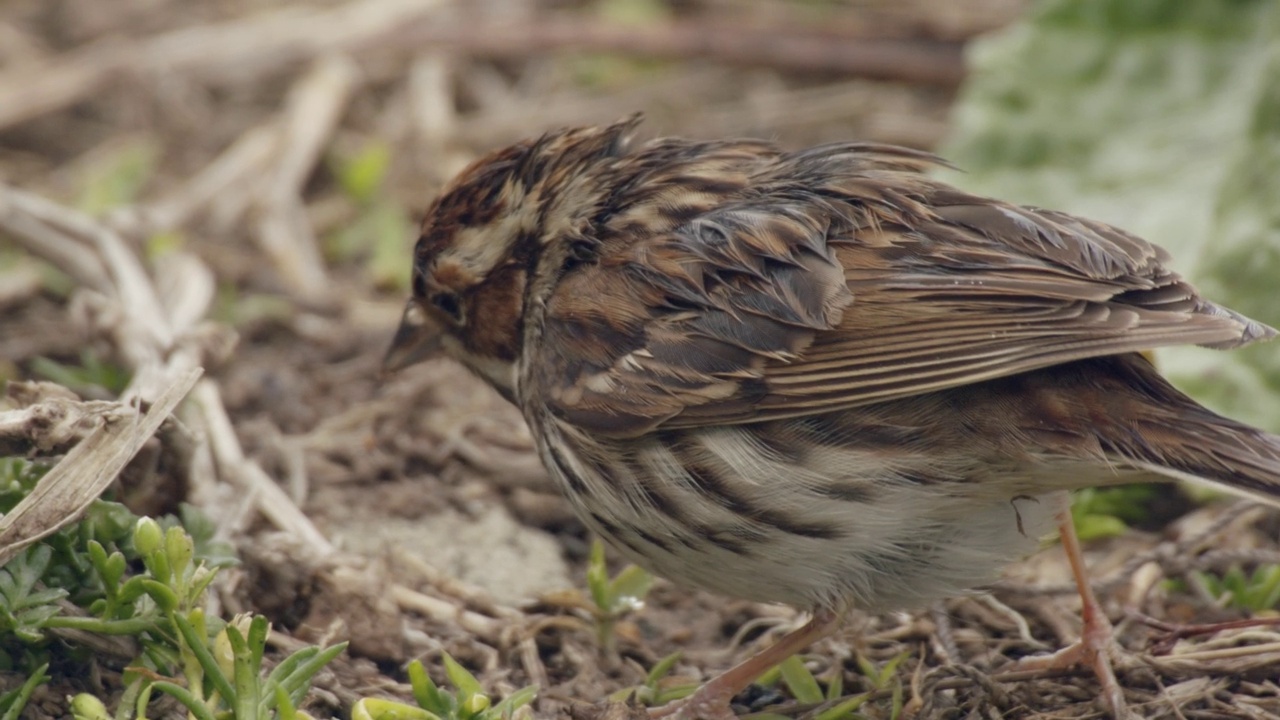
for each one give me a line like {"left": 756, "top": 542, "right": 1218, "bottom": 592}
{"left": 382, "top": 300, "right": 443, "bottom": 376}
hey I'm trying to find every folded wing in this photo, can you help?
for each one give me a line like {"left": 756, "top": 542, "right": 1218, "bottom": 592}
{"left": 530, "top": 145, "right": 1274, "bottom": 436}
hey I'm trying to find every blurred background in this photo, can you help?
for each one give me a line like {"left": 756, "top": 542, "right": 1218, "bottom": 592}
{"left": 2, "top": 0, "right": 1279, "bottom": 718}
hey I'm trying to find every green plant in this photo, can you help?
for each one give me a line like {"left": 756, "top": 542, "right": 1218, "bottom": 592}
{"left": 351, "top": 654, "right": 537, "bottom": 720}
{"left": 0, "top": 662, "right": 49, "bottom": 720}
{"left": 752, "top": 654, "right": 869, "bottom": 720}
{"left": 851, "top": 652, "right": 908, "bottom": 720}
{"left": 0, "top": 546, "right": 71, "bottom": 654}
{"left": 0, "top": 457, "right": 342, "bottom": 719}
{"left": 1071, "top": 484, "right": 1159, "bottom": 541}
{"left": 584, "top": 539, "right": 653, "bottom": 654}
{"left": 1176, "top": 565, "right": 1280, "bottom": 613}
{"left": 608, "top": 651, "right": 697, "bottom": 708}
{"left": 755, "top": 651, "right": 906, "bottom": 720}
{"left": 29, "top": 350, "right": 132, "bottom": 397}
{"left": 327, "top": 140, "right": 413, "bottom": 290}
{"left": 75, "top": 137, "right": 160, "bottom": 217}
{"left": 145, "top": 612, "right": 346, "bottom": 720}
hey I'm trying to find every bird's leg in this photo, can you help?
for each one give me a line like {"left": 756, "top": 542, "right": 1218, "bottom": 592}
{"left": 649, "top": 609, "right": 841, "bottom": 720}
{"left": 1015, "top": 501, "right": 1129, "bottom": 718}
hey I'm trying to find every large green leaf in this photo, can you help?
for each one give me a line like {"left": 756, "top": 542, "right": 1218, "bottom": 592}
{"left": 942, "top": 0, "right": 1280, "bottom": 429}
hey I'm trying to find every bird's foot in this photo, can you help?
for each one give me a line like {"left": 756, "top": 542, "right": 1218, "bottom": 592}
{"left": 1014, "top": 610, "right": 1129, "bottom": 718}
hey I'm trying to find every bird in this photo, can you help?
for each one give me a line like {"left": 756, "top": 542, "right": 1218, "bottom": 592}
{"left": 383, "top": 115, "right": 1280, "bottom": 719}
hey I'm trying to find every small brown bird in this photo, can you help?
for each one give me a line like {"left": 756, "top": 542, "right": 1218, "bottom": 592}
{"left": 385, "top": 116, "right": 1280, "bottom": 719}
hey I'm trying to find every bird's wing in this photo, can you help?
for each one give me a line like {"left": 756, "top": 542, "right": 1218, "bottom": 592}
{"left": 529, "top": 156, "right": 1273, "bottom": 437}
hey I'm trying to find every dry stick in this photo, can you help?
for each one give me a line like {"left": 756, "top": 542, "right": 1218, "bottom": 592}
{"left": 0, "top": 262, "right": 43, "bottom": 308}
{"left": 390, "top": 584, "right": 504, "bottom": 642}
{"left": 116, "top": 124, "right": 279, "bottom": 235}
{"left": 253, "top": 55, "right": 358, "bottom": 305}
{"left": 192, "top": 380, "right": 334, "bottom": 555}
{"left": 0, "top": 0, "right": 962, "bottom": 135}
{"left": 0, "top": 190, "right": 113, "bottom": 292}
{"left": 0, "top": 185, "right": 213, "bottom": 564}
{"left": 0, "top": 0, "right": 452, "bottom": 132}
{"left": 455, "top": 70, "right": 946, "bottom": 152}
{"left": 399, "top": 19, "right": 966, "bottom": 86}
{"left": 409, "top": 54, "right": 457, "bottom": 147}
{"left": 1, "top": 181, "right": 333, "bottom": 558}
{"left": 0, "top": 368, "right": 202, "bottom": 565}
{"left": 0, "top": 184, "right": 178, "bottom": 401}
{"left": 0, "top": 395, "right": 121, "bottom": 457}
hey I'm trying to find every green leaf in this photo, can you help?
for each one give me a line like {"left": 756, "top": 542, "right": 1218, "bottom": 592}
{"left": 353, "top": 697, "right": 438, "bottom": 720}
{"left": 0, "top": 661, "right": 45, "bottom": 717}
{"left": 409, "top": 659, "right": 452, "bottom": 716}
{"left": 492, "top": 685, "right": 538, "bottom": 718}
{"left": 815, "top": 694, "right": 868, "bottom": 720}
{"left": 9, "top": 544, "right": 52, "bottom": 600}
{"left": 366, "top": 202, "right": 415, "bottom": 290}
{"left": 335, "top": 141, "right": 392, "bottom": 204}
{"left": 645, "top": 651, "right": 683, "bottom": 686}
{"left": 161, "top": 506, "right": 238, "bottom": 571}
{"left": 139, "top": 579, "right": 179, "bottom": 614}
{"left": 778, "top": 655, "right": 824, "bottom": 704}
{"left": 943, "top": 0, "right": 1280, "bottom": 433}
{"left": 151, "top": 681, "right": 219, "bottom": 720}
{"left": 30, "top": 352, "right": 131, "bottom": 397}
{"left": 75, "top": 137, "right": 160, "bottom": 216}
{"left": 164, "top": 526, "right": 195, "bottom": 584}
{"left": 877, "top": 651, "right": 910, "bottom": 688}
{"left": 607, "top": 565, "right": 653, "bottom": 612}
{"left": 824, "top": 664, "right": 843, "bottom": 700}
{"left": 441, "top": 653, "right": 485, "bottom": 701}
{"left": 83, "top": 500, "right": 137, "bottom": 543}
{"left": 264, "top": 642, "right": 347, "bottom": 713}
{"left": 69, "top": 693, "right": 110, "bottom": 720}
{"left": 1073, "top": 513, "right": 1130, "bottom": 542}
{"left": 275, "top": 685, "right": 298, "bottom": 720}
{"left": 586, "top": 540, "right": 611, "bottom": 611}
{"left": 0, "top": 663, "right": 47, "bottom": 720}
{"left": 224, "top": 623, "right": 261, "bottom": 720}
{"left": 1252, "top": 566, "right": 1280, "bottom": 609}
{"left": 174, "top": 612, "right": 236, "bottom": 705}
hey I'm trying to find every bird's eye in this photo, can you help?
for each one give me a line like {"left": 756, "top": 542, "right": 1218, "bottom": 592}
{"left": 431, "top": 291, "right": 463, "bottom": 323}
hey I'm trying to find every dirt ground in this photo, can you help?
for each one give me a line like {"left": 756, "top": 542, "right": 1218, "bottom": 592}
{"left": 3, "top": 1, "right": 1280, "bottom": 718}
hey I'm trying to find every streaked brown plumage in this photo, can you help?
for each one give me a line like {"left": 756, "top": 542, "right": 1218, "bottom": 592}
{"left": 386, "top": 116, "right": 1280, "bottom": 719}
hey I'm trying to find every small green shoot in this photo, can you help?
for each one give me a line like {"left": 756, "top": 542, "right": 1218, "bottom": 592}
{"left": 1173, "top": 565, "right": 1280, "bottom": 613}
{"left": 0, "top": 546, "right": 70, "bottom": 645}
{"left": 609, "top": 651, "right": 697, "bottom": 707}
{"left": 1071, "top": 484, "right": 1158, "bottom": 541}
{"left": 30, "top": 349, "right": 132, "bottom": 397}
{"left": 150, "top": 612, "right": 347, "bottom": 720}
{"left": 754, "top": 654, "right": 867, "bottom": 720}
{"left": 568, "top": 0, "right": 670, "bottom": 89}
{"left": 352, "top": 654, "right": 537, "bottom": 720}
{"left": 0, "top": 662, "right": 48, "bottom": 720}
{"left": 779, "top": 655, "right": 823, "bottom": 704}
{"left": 75, "top": 137, "right": 160, "bottom": 216}
{"left": 212, "top": 283, "right": 296, "bottom": 329}
{"left": 584, "top": 539, "right": 653, "bottom": 654}
{"left": 327, "top": 140, "right": 414, "bottom": 291}
{"left": 850, "top": 652, "right": 910, "bottom": 720}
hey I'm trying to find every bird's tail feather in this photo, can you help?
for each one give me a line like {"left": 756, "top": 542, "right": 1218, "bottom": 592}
{"left": 1094, "top": 357, "right": 1280, "bottom": 507}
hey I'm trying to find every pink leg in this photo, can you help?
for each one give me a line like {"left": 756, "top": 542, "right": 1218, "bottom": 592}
{"left": 650, "top": 610, "right": 841, "bottom": 720}
{"left": 1015, "top": 505, "right": 1129, "bottom": 718}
